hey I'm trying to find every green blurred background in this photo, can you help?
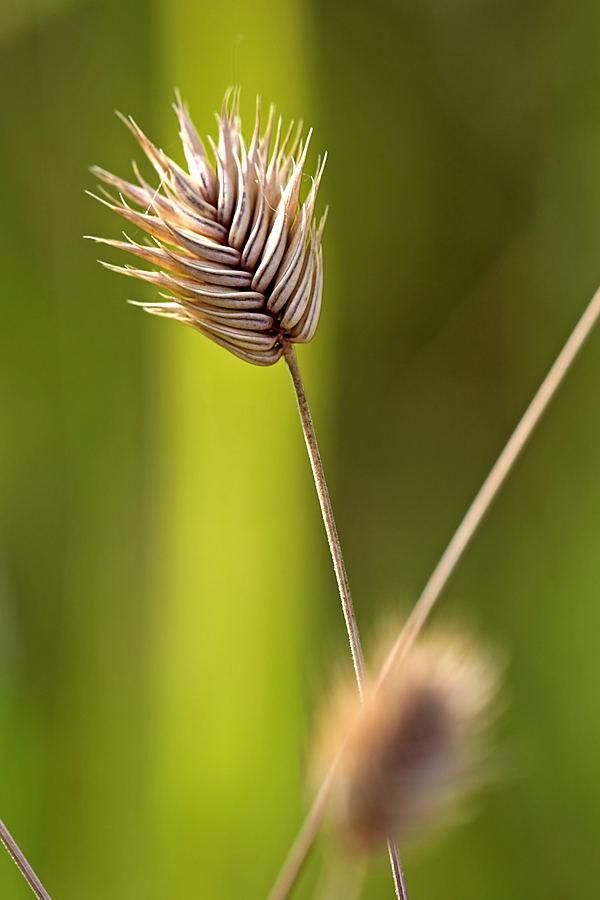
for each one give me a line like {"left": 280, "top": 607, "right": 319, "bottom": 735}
{"left": 1, "top": 0, "right": 600, "bottom": 898}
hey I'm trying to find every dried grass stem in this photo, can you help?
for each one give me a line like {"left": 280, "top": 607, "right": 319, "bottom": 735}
{"left": 283, "top": 342, "right": 367, "bottom": 694}
{"left": 266, "top": 763, "right": 338, "bottom": 900}
{"left": 0, "top": 818, "right": 52, "bottom": 900}
{"left": 387, "top": 838, "right": 409, "bottom": 900}
{"left": 283, "top": 342, "right": 407, "bottom": 899}
{"left": 376, "top": 282, "right": 600, "bottom": 690}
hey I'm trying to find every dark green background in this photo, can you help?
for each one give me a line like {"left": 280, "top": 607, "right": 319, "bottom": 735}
{"left": 1, "top": 0, "right": 599, "bottom": 897}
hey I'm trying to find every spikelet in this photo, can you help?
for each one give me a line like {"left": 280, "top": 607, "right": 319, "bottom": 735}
{"left": 312, "top": 626, "right": 500, "bottom": 851}
{"left": 87, "top": 89, "right": 327, "bottom": 366}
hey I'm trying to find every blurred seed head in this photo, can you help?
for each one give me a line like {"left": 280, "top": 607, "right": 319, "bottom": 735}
{"left": 312, "top": 625, "right": 501, "bottom": 852}
{"left": 88, "top": 89, "right": 327, "bottom": 366}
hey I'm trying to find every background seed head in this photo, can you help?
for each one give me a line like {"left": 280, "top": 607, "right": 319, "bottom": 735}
{"left": 312, "top": 625, "right": 501, "bottom": 852}
{"left": 88, "top": 89, "right": 327, "bottom": 366}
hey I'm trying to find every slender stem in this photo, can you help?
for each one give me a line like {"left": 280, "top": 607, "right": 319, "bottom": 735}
{"left": 275, "top": 282, "right": 600, "bottom": 900}
{"left": 282, "top": 342, "right": 407, "bottom": 900}
{"left": 387, "top": 838, "right": 409, "bottom": 900}
{"left": 282, "top": 342, "right": 408, "bottom": 900}
{"left": 283, "top": 342, "right": 367, "bottom": 696}
{"left": 376, "top": 282, "right": 600, "bottom": 690}
{"left": 0, "top": 818, "right": 52, "bottom": 900}
{"left": 266, "top": 760, "right": 338, "bottom": 900}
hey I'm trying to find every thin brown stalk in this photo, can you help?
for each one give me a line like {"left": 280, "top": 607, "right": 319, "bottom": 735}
{"left": 283, "top": 341, "right": 367, "bottom": 696}
{"left": 376, "top": 282, "right": 600, "bottom": 690}
{"left": 282, "top": 341, "right": 406, "bottom": 899}
{"left": 276, "top": 283, "right": 600, "bottom": 899}
{"left": 266, "top": 761, "right": 337, "bottom": 900}
{"left": 0, "top": 818, "right": 52, "bottom": 900}
{"left": 387, "top": 838, "right": 409, "bottom": 900}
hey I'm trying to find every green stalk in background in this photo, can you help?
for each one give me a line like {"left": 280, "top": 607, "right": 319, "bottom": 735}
{"left": 149, "top": 3, "right": 329, "bottom": 898}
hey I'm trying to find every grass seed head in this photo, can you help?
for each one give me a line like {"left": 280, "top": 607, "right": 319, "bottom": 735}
{"left": 88, "top": 89, "right": 326, "bottom": 366}
{"left": 312, "top": 626, "right": 501, "bottom": 852}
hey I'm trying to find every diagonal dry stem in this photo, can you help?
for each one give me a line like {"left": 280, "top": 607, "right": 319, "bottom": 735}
{"left": 282, "top": 342, "right": 407, "bottom": 900}
{"left": 376, "top": 281, "right": 600, "bottom": 690}
{"left": 266, "top": 760, "right": 338, "bottom": 900}
{"left": 0, "top": 817, "right": 52, "bottom": 900}
{"left": 276, "top": 282, "right": 600, "bottom": 900}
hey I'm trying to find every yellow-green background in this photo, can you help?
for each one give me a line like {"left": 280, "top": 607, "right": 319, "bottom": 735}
{"left": 1, "top": 0, "right": 600, "bottom": 898}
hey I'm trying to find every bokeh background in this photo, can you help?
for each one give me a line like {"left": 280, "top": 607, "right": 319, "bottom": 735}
{"left": 1, "top": 0, "right": 600, "bottom": 898}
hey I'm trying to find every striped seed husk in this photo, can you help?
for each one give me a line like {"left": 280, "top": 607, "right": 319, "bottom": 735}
{"left": 89, "top": 89, "right": 327, "bottom": 366}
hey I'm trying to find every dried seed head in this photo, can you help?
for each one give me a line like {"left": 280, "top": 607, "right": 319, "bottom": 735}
{"left": 88, "top": 89, "right": 327, "bottom": 366}
{"left": 312, "top": 626, "right": 500, "bottom": 852}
